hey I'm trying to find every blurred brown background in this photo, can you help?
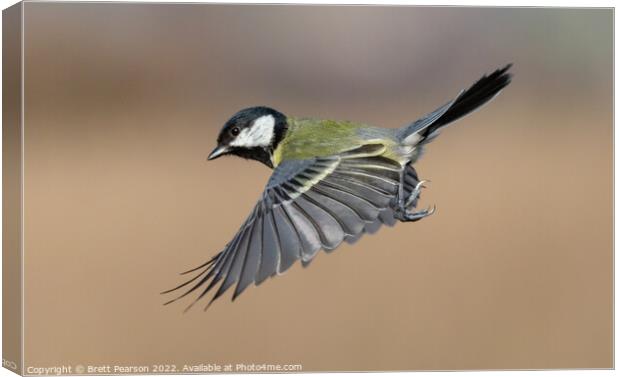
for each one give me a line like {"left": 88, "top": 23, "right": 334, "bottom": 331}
{"left": 21, "top": 4, "right": 612, "bottom": 371}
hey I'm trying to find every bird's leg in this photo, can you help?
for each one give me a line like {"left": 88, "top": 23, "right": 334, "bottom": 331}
{"left": 397, "top": 169, "right": 406, "bottom": 211}
{"left": 405, "top": 179, "right": 429, "bottom": 209}
{"left": 394, "top": 173, "right": 435, "bottom": 222}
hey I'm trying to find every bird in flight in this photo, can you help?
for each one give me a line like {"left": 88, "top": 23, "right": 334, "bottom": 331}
{"left": 163, "top": 65, "right": 512, "bottom": 311}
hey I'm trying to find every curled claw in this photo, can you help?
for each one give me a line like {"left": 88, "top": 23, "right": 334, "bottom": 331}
{"left": 395, "top": 204, "right": 436, "bottom": 222}
{"left": 406, "top": 179, "right": 431, "bottom": 208}
{"left": 394, "top": 173, "right": 436, "bottom": 222}
{"left": 408, "top": 204, "right": 436, "bottom": 220}
{"left": 427, "top": 204, "right": 436, "bottom": 216}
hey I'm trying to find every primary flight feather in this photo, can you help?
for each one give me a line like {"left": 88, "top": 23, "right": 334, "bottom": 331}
{"left": 163, "top": 65, "right": 512, "bottom": 311}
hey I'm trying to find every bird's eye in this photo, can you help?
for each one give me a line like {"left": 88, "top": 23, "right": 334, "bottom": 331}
{"left": 231, "top": 127, "right": 240, "bottom": 136}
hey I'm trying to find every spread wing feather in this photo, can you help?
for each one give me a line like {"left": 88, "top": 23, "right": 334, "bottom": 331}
{"left": 163, "top": 144, "right": 405, "bottom": 310}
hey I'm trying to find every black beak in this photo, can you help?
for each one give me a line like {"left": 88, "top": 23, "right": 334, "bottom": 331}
{"left": 207, "top": 145, "right": 229, "bottom": 161}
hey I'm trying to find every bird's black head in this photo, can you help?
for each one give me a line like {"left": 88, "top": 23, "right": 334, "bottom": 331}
{"left": 208, "top": 106, "right": 288, "bottom": 168}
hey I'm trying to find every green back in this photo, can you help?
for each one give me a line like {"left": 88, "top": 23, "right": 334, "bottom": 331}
{"left": 274, "top": 117, "right": 366, "bottom": 163}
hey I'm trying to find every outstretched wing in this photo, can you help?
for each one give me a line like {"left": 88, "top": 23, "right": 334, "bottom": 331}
{"left": 162, "top": 144, "right": 404, "bottom": 310}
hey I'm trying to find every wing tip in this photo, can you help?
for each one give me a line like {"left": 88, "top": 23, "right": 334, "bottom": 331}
{"left": 161, "top": 253, "right": 226, "bottom": 311}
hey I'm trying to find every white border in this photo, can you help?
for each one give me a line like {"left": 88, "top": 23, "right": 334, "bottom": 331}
{"left": 0, "top": 2, "right": 615, "bottom": 377}
{"left": 7, "top": 0, "right": 620, "bottom": 6}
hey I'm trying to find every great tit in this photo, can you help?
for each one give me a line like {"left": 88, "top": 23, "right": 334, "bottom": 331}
{"left": 164, "top": 65, "right": 512, "bottom": 311}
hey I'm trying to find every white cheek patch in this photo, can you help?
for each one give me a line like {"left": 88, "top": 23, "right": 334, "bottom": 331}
{"left": 230, "top": 115, "right": 275, "bottom": 148}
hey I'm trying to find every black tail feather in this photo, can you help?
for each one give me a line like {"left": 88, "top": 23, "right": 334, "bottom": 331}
{"left": 420, "top": 64, "right": 512, "bottom": 139}
{"left": 398, "top": 64, "right": 512, "bottom": 144}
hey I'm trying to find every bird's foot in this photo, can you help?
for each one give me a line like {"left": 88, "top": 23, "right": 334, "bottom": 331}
{"left": 405, "top": 179, "right": 429, "bottom": 209}
{"left": 395, "top": 179, "right": 435, "bottom": 222}
{"left": 395, "top": 204, "right": 436, "bottom": 222}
